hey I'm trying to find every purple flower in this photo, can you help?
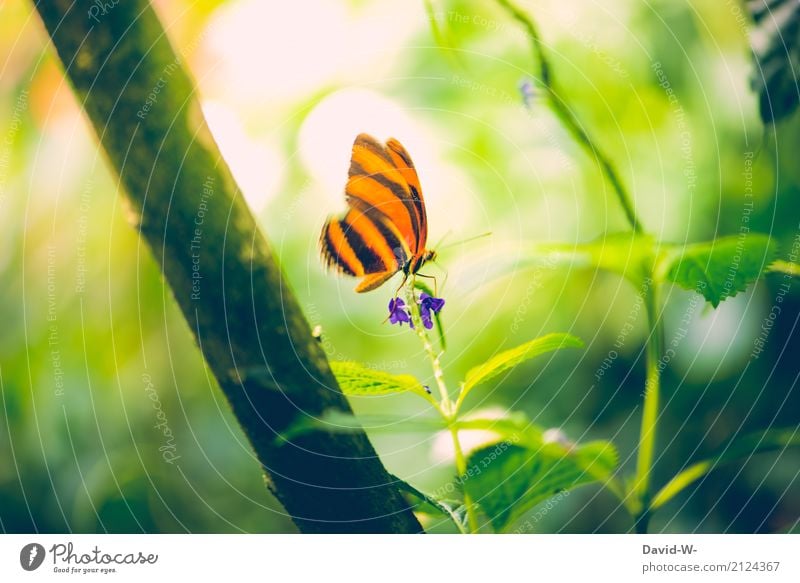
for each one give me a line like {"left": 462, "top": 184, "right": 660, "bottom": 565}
{"left": 388, "top": 297, "right": 413, "bottom": 327}
{"left": 418, "top": 293, "right": 445, "bottom": 329}
{"left": 519, "top": 78, "right": 536, "bottom": 109}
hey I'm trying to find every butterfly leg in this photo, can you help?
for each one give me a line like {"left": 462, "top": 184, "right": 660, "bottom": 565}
{"left": 415, "top": 272, "right": 438, "bottom": 296}
{"left": 395, "top": 272, "right": 410, "bottom": 297}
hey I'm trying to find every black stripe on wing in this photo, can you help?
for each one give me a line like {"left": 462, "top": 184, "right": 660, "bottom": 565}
{"left": 347, "top": 161, "right": 421, "bottom": 248}
{"left": 347, "top": 197, "right": 409, "bottom": 270}
{"left": 320, "top": 221, "right": 357, "bottom": 276}
{"left": 340, "top": 215, "right": 387, "bottom": 274}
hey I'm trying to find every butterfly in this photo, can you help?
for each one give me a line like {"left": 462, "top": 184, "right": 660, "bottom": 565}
{"left": 320, "top": 133, "right": 436, "bottom": 293}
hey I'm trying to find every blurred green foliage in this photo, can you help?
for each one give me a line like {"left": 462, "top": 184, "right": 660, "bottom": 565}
{"left": 1, "top": 0, "right": 798, "bottom": 533}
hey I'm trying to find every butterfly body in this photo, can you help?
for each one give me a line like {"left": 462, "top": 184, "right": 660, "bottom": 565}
{"left": 320, "top": 134, "right": 434, "bottom": 293}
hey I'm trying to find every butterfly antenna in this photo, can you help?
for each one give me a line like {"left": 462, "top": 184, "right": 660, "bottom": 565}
{"left": 395, "top": 272, "right": 410, "bottom": 297}
{"left": 439, "top": 231, "right": 492, "bottom": 250}
{"left": 431, "top": 229, "right": 454, "bottom": 251}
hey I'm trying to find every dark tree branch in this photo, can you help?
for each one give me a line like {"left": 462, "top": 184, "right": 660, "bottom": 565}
{"left": 32, "top": 0, "right": 422, "bottom": 534}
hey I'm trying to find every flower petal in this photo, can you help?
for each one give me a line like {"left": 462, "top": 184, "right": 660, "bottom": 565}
{"left": 388, "top": 297, "right": 412, "bottom": 327}
{"left": 417, "top": 292, "right": 445, "bottom": 329}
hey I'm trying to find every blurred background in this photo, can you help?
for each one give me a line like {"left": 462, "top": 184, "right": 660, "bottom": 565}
{"left": 1, "top": 0, "right": 798, "bottom": 533}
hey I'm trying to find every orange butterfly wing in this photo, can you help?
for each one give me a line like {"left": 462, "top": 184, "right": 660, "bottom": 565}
{"left": 320, "top": 202, "right": 410, "bottom": 292}
{"left": 346, "top": 134, "right": 427, "bottom": 255}
{"left": 320, "top": 134, "right": 428, "bottom": 293}
{"left": 384, "top": 137, "right": 428, "bottom": 253}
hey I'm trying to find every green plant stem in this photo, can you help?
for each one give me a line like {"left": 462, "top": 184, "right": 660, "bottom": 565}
{"left": 406, "top": 285, "right": 479, "bottom": 532}
{"left": 650, "top": 427, "right": 800, "bottom": 511}
{"left": 495, "top": 0, "right": 643, "bottom": 234}
{"left": 407, "top": 287, "right": 452, "bottom": 415}
{"left": 450, "top": 425, "right": 480, "bottom": 534}
{"left": 423, "top": 0, "right": 465, "bottom": 72}
{"left": 633, "top": 285, "right": 663, "bottom": 533}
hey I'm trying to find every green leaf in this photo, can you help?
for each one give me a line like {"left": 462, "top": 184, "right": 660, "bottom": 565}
{"left": 521, "top": 232, "right": 656, "bottom": 288}
{"left": 393, "top": 475, "right": 468, "bottom": 533}
{"left": 277, "top": 409, "right": 446, "bottom": 444}
{"left": 769, "top": 259, "right": 800, "bottom": 277}
{"left": 330, "top": 361, "right": 434, "bottom": 402}
{"left": 584, "top": 232, "right": 656, "bottom": 284}
{"left": 660, "top": 234, "right": 777, "bottom": 307}
{"left": 651, "top": 427, "right": 800, "bottom": 511}
{"left": 459, "top": 333, "right": 583, "bottom": 406}
{"left": 463, "top": 439, "right": 618, "bottom": 532}
{"left": 453, "top": 411, "right": 541, "bottom": 445}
